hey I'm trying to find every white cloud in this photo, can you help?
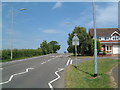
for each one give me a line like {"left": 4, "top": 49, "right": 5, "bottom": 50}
{"left": 61, "top": 3, "right": 118, "bottom": 33}
{"left": 42, "top": 29, "right": 62, "bottom": 34}
{"left": 96, "top": 3, "right": 118, "bottom": 27}
{"left": 52, "top": 2, "right": 62, "bottom": 9}
{"left": 88, "top": 3, "right": 118, "bottom": 28}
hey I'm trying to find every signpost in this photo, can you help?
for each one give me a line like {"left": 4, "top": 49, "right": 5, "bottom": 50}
{"left": 72, "top": 33, "right": 79, "bottom": 66}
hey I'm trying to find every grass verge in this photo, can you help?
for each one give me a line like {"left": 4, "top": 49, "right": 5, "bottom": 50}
{"left": 65, "top": 59, "right": 119, "bottom": 88}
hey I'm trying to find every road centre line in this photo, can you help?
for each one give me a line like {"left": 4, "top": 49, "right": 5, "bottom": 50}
{"left": 48, "top": 68, "right": 64, "bottom": 90}
{"left": 41, "top": 61, "right": 46, "bottom": 64}
{"left": 66, "top": 58, "right": 71, "bottom": 66}
{"left": 48, "top": 59, "right": 51, "bottom": 62}
{"left": 0, "top": 68, "right": 3, "bottom": 70}
{"left": 0, "top": 68, "right": 34, "bottom": 85}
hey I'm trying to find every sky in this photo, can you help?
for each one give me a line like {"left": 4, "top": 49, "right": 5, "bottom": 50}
{"left": 2, "top": 2, "right": 118, "bottom": 53}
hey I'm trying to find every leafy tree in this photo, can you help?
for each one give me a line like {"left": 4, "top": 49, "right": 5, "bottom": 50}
{"left": 48, "top": 41, "right": 60, "bottom": 53}
{"left": 39, "top": 40, "right": 60, "bottom": 54}
{"left": 90, "top": 39, "right": 101, "bottom": 55}
{"left": 67, "top": 26, "right": 91, "bottom": 55}
{"left": 40, "top": 40, "right": 49, "bottom": 55}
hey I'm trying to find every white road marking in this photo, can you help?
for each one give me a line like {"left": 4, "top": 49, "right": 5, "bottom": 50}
{"left": 0, "top": 68, "right": 34, "bottom": 85}
{"left": 0, "top": 68, "right": 3, "bottom": 70}
{"left": 70, "top": 59, "right": 73, "bottom": 64}
{"left": 41, "top": 61, "right": 46, "bottom": 64}
{"left": 48, "top": 68, "right": 64, "bottom": 90}
{"left": 66, "top": 58, "right": 71, "bottom": 66}
{"left": 48, "top": 59, "right": 51, "bottom": 62}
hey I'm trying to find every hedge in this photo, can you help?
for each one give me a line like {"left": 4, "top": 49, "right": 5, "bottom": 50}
{"left": 2, "top": 49, "right": 43, "bottom": 60}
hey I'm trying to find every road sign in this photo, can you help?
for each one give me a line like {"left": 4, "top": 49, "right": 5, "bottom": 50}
{"left": 72, "top": 33, "right": 79, "bottom": 67}
{"left": 72, "top": 34, "right": 79, "bottom": 46}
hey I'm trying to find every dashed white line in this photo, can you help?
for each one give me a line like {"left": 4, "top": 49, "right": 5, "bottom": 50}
{"left": 66, "top": 58, "right": 71, "bottom": 66}
{"left": 41, "top": 61, "right": 46, "bottom": 64}
{"left": 48, "top": 68, "right": 64, "bottom": 90}
{"left": 48, "top": 59, "right": 51, "bottom": 62}
{"left": 0, "top": 68, "right": 3, "bottom": 70}
{"left": 0, "top": 68, "right": 34, "bottom": 85}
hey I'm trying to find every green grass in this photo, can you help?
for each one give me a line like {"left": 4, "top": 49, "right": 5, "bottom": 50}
{"left": 65, "top": 59, "right": 119, "bottom": 88}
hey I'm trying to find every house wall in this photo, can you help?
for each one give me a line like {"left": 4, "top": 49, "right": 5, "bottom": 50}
{"left": 113, "top": 45, "right": 120, "bottom": 54}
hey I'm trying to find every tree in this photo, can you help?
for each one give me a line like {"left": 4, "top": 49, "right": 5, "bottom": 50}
{"left": 40, "top": 40, "right": 48, "bottom": 55}
{"left": 67, "top": 26, "right": 91, "bottom": 55}
{"left": 90, "top": 39, "right": 101, "bottom": 55}
{"left": 48, "top": 41, "right": 60, "bottom": 53}
{"left": 39, "top": 40, "right": 60, "bottom": 54}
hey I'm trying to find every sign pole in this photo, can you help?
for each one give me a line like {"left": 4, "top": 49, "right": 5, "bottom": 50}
{"left": 75, "top": 44, "right": 77, "bottom": 66}
{"left": 72, "top": 33, "right": 79, "bottom": 67}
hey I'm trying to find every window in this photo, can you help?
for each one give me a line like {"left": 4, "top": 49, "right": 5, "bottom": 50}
{"left": 107, "top": 46, "right": 109, "bottom": 50}
{"left": 97, "top": 36, "right": 101, "bottom": 40}
{"left": 105, "top": 37, "right": 109, "bottom": 40}
{"left": 112, "top": 36, "right": 119, "bottom": 40}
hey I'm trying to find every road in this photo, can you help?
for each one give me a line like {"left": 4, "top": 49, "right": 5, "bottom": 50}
{"left": 0, "top": 54, "right": 70, "bottom": 89}
{"left": 0, "top": 54, "right": 119, "bottom": 89}
{"left": 112, "top": 64, "right": 119, "bottom": 88}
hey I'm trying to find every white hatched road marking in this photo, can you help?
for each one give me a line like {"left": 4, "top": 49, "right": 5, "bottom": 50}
{"left": 70, "top": 59, "right": 73, "bottom": 64}
{"left": 48, "top": 68, "right": 64, "bottom": 90}
{"left": 66, "top": 58, "right": 71, "bottom": 66}
{"left": 0, "top": 68, "right": 34, "bottom": 85}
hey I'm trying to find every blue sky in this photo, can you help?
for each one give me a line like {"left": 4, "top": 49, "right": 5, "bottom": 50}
{"left": 2, "top": 2, "right": 118, "bottom": 53}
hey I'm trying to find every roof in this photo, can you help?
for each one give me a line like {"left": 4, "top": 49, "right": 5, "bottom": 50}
{"left": 89, "top": 28, "right": 120, "bottom": 37}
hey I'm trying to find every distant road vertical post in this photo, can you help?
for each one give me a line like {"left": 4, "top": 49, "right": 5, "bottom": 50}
{"left": 72, "top": 33, "right": 79, "bottom": 66}
{"left": 92, "top": 0, "right": 98, "bottom": 77}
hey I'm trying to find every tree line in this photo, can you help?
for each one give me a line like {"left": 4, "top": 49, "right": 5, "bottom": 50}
{"left": 67, "top": 26, "right": 100, "bottom": 56}
{"left": 1, "top": 40, "right": 60, "bottom": 61}
{"left": 38, "top": 40, "right": 60, "bottom": 55}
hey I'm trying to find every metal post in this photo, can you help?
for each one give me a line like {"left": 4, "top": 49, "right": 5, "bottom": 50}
{"left": 11, "top": 7, "right": 14, "bottom": 60}
{"left": 93, "top": 0, "right": 98, "bottom": 77}
{"left": 75, "top": 44, "right": 77, "bottom": 66}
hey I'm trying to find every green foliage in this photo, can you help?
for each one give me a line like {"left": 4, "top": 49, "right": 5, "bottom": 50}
{"left": 1, "top": 40, "right": 60, "bottom": 62}
{"left": 2, "top": 49, "right": 43, "bottom": 61}
{"left": 90, "top": 39, "right": 101, "bottom": 55}
{"left": 67, "top": 26, "right": 91, "bottom": 55}
{"left": 103, "top": 51, "right": 107, "bottom": 55}
{"left": 40, "top": 40, "right": 60, "bottom": 54}
{"left": 40, "top": 40, "right": 49, "bottom": 55}
{"left": 48, "top": 41, "right": 60, "bottom": 53}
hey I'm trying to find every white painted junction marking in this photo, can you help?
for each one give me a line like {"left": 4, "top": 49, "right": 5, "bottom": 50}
{"left": 0, "top": 68, "right": 34, "bottom": 85}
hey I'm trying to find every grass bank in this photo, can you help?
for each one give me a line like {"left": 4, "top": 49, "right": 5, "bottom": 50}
{"left": 65, "top": 59, "right": 119, "bottom": 88}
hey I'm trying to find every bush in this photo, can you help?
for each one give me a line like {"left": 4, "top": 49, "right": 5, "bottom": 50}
{"left": 103, "top": 51, "right": 107, "bottom": 55}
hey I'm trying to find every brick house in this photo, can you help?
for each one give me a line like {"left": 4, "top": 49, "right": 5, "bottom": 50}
{"left": 89, "top": 28, "right": 120, "bottom": 54}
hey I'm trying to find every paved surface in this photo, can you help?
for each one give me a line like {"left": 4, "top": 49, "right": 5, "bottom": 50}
{"left": 0, "top": 54, "right": 119, "bottom": 89}
{"left": 0, "top": 54, "right": 70, "bottom": 88}
{"left": 112, "top": 64, "right": 119, "bottom": 88}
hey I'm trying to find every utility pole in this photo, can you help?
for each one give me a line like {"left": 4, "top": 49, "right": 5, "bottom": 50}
{"left": 92, "top": 0, "right": 98, "bottom": 77}
{"left": 11, "top": 7, "right": 14, "bottom": 60}
{"left": 10, "top": 8, "right": 27, "bottom": 60}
